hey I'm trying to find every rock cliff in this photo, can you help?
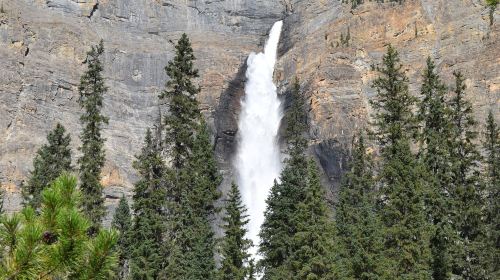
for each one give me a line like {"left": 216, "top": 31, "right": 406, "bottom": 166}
{"left": 1, "top": 0, "right": 498, "bottom": 220}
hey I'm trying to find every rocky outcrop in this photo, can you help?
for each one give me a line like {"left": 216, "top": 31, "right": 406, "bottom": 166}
{"left": 1, "top": 0, "right": 498, "bottom": 219}
{"left": 0, "top": 0, "right": 285, "bottom": 217}
{"left": 275, "top": 0, "right": 499, "bottom": 195}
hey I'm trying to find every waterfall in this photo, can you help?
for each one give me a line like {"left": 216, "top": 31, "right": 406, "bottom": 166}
{"left": 235, "top": 21, "right": 284, "bottom": 259}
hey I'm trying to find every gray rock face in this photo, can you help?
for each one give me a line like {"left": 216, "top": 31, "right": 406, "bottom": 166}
{"left": 0, "top": 0, "right": 285, "bottom": 218}
{"left": 0, "top": 0, "right": 499, "bottom": 221}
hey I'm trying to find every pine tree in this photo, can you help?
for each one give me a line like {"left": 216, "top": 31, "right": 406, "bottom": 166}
{"left": 370, "top": 45, "right": 432, "bottom": 279}
{"left": 259, "top": 79, "right": 309, "bottom": 279}
{"left": 22, "top": 123, "right": 72, "bottom": 209}
{"left": 335, "top": 133, "right": 385, "bottom": 280}
{"left": 417, "top": 57, "right": 454, "bottom": 280}
{"left": 160, "top": 33, "right": 201, "bottom": 169}
{"left": 0, "top": 174, "right": 119, "bottom": 279}
{"left": 129, "top": 129, "right": 166, "bottom": 280}
{"left": 112, "top": 195, "right": 132, "bottom": 279}
{"left": 448, "top": 71, "right": 489, "bottom": 280}
{"left": 483, "top": 111, "right": 499, "bottom": 278}
{"left": 78, "top": 40, "right": 108, "bottom": 231}
{"left": 284, "top": 159, "right": 335, "bottom": 280}
{"left": 218, "top": 183, "right": 252, "bottom": 280}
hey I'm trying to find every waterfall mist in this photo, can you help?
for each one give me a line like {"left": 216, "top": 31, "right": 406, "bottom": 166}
{"left": 235, "top": 21, "right": 284, "bottom": 258}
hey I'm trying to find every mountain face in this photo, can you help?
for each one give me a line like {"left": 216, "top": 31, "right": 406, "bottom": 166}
{"left": 1, "top": 0, "right": 498, "bottom": 218}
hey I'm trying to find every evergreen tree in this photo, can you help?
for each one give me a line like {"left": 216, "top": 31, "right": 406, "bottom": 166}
{"left": 218, "top": 183, "right": 252, "bottom": 280}
{"left": 77, "top": 40, "right": 108, "bottom": 231}
{"left": 129, "top": 129, "right": 166, "bottom": 280}
{"left": 370, "top": 45, "right": 432, "bottom": 279}
{"left": 448, "top": 71, "right": 489, "bottom": 280}
{"left": 22, "top": 123, "right": 72, "bottom": 209}
{"left": 247, "top": 259, "right": 257, "bottom": 280}
{"left": 112, "top": 195, "right": 132, "bottom": 279}
{"left": 284, "top": 159, "right": 335, "bottom": 280}
{"left": 163, "top": 121, "right": 221, "bottom": 280}
{"left": 335, "top": 133, "right": 385, "bottom": 280}
{"left": 259, "top": 79, "right": 309, "bottom": 279}
{"left": 159, "top": 34, "right": 221, "bottom": 279}
{"left": 0, "top": 174, "right": 118, "bottom": 279}
{"left": 417, "top": 57, "right": 454, "bottom": 280}
{"left": 160, "top": 33, "right": 201, "bottom": 169}
{"left": 483, "top": 111, "right": 499, "bottom": 278}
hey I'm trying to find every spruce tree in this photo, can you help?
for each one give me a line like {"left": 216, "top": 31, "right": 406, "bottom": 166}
{"left": 370, "top": 45, "right": 432, "bottom": 279}
{"left": 112, "top": 195, "right": 132, "bottom": 280}
{"left": 417, "top": 57, "right": 454, "bottom": 280}
{"left": 22, "top": 123, "right": 72, "bottom": 209}
{"left": 335, "top": 133, "right": 385, "bottom": 280}
{"left": 160, "top": 34, "right": 220, "bottom": 279}
{"left": 218, "top": 183, "right": 252, "bottom": 280}
{"left": 448, "top": 71, "right": 489, "bottom": 280}
{"left": 163, "top": 121, "right": 221, "bottom": 279}
{"left": 483, "top": 111, "right": 499, "bottom": 278}
{"left": 78, "top": 40, "right": 108, "bottom": 231}
{"left": 129, "top": 129, "right": 166, "bottom": 280}
{"left": 284, "top": 159, "right": 335, "bottom": 280}
{"left": 259, "top": 79, "right": 309, "bottom": 279}
{"left": 161, "top": 33, "right": 201, "bottom": 169}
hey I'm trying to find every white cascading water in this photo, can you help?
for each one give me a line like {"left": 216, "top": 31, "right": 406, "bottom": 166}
{"left": 235, "top": 21, "right": 284, "bottom": 259}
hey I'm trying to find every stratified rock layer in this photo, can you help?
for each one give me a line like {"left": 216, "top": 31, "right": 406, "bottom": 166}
{"left": 1, "top": 0, "right": 499, "bottom": 220}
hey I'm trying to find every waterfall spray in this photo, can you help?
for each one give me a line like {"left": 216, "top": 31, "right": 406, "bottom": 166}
{"left": 235, "top": 21, "right": 283, "bottom": 259}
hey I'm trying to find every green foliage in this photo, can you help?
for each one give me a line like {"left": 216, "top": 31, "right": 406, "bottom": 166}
{"left": 284, "top": 160, "right": 335, "bottom": 280}
{"left": 160, "top": 34, "right": 221, "bottom": 280}
{"left": 163, "top": 121, "right": 221, "bottom": 280}
{"left": 284, "top": 78, "right": 308, "bottom": 158}
{"left": 112, "top": 196, "right": 132, "bottom": 279}
{"left": 448, "top": 71, "right": 490, "bottom": 280}
{"left": 483, "top": 111, "right": 500, "bottom": 277}
{"left": 370, "top": 45, "right": 432, "bottom": 279}
{"left": 218, "top": 183, "right": 252, "bottom": 280}
{"left": 335, "top": 133, "right": 386, "bottom": 280}
{"left": 78, "top": 40, "right": 108, "bottom": 230}
{"left": 22, "top": 123, "right": 72, "bottom": 210}
{"left": 160, "top": 33, "right": 201, "bottom": 169}
{"left": 0, "top": 174, "right": 118, "bottom": 279}
{"left": 259, "top": 80, "right": 309, "bottom": 279}
{"left": 129, "top": 128, "right": 166, "bottom": 280}
{"left": 339, "top": 27, "right": 351, "bottom": 47}
{"left": 486, "top": 0, "right": 498, "bottom": 25}
{"left": 417, "top": 57, "right": 454, "bottom": 280}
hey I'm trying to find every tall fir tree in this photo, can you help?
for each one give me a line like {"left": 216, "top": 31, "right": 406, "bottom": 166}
{"left": 218, "top": 183, "right": 252, "bottom": 280}
{"left": 370, "top": 45, "right": 432, "bottom": 279}
{"left": 112, "top": 195, "right": 132, "bottom": 280}
{"left": 284, "top": 159, "right": 335, "bottom": 280}
{"left": 129, "top": 128, "right": 166, "bottom": 280}
{"left": 483, "top": 111, "right": 499, "bottom": 278}
{"left": 417, "top": 57, "right": 454, "bottom": 280}
{"left": 259, "top": 78, "right": 309, "bottom": 279}
{"left": 77, "top": 40, "right": 108, "bottom": 231}
{"left": 160, "top": 34, "right": 221, "bottom": 279}
{"left": 334, "top": 133, "right": 386, "bottom": 280}
{"left": 22, "top": 123, "right": 72, "bottom": 209}
{"left": 160, "top": 33, "right": 201, "bottom": 169}
{"left": 448, "top": 71, "right": 489, "bottom": 280}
